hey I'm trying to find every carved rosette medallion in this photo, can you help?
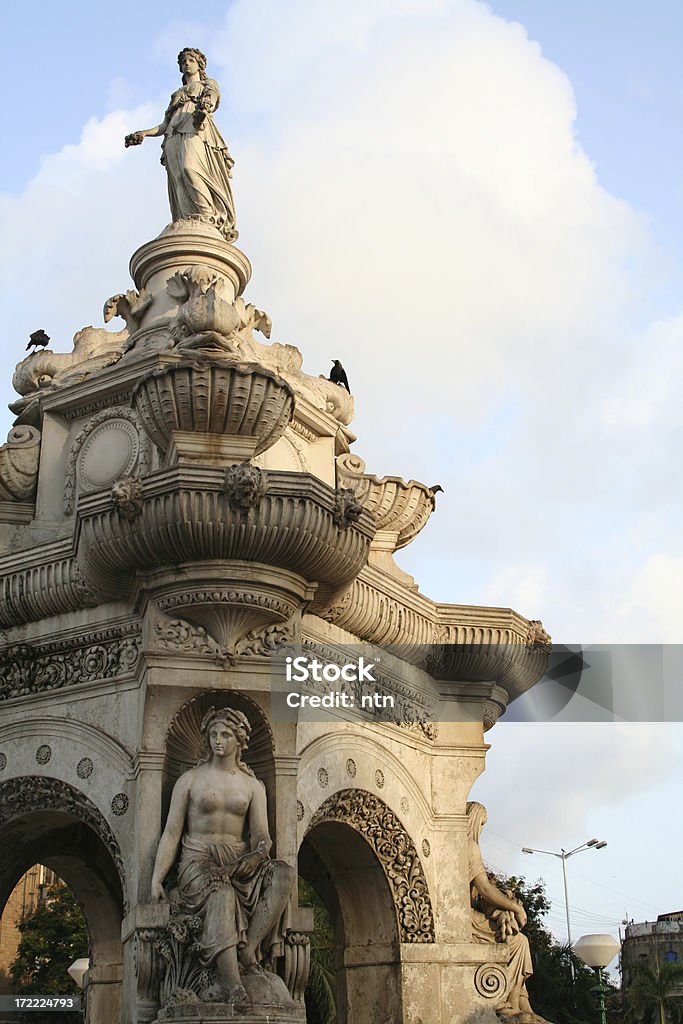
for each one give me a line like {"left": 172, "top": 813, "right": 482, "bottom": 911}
{"left": 421, "top": 839, "right": 431, "bottom": 858}
{"left": 35, "top": 745, "right": 52, "bottom": 765}
{"left": 474, "top": 963, "right": 508, "bottom": 1000}
{"left": 374, "top": 769, "right": 385, "bottom": 789}
{"left": 308, "top": 789, "right": 435, "bottom": 942}
{"left": 296, "top": 800, "right": 304, "bottom": 822}
{"left": 345, "top": 758, "right": 356, "bottom": 777}
{"left": 317, "top": 768, "right": 329, "bottom": 789}
{"left": 77, "top": 757, "right": 94, "bottom": 779}
{"left": 111, "top": 792, "right": 129, "bottom": 816}
{"left": 0, "top": 753, "right": 6, "bottom": 771}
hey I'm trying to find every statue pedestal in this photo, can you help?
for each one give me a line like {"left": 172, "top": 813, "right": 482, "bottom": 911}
{"left": 157, "top": 1007, "right": 304, "bottom": 1023}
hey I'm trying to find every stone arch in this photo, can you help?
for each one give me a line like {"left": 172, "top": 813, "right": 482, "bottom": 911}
{"left": 163, "top": 689, "right": 276, "bottom": 835}
{"left": 301, "top": 789, "right": 435, "bottom": 1024}
{"left": 0, "top": 776, "right": 126, "bottom": 1023}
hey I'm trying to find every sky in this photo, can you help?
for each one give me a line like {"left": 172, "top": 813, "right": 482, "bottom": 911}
{"left": 3, "top": 0, "right": 683, "bottom": 960}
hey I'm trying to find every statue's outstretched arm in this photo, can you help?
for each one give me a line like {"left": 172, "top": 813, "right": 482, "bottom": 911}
{"left": 125, "top": 108, "right": 172, "bottom": 147}
{"left": 151, "top": 773, "right": 191, "bottom": 899}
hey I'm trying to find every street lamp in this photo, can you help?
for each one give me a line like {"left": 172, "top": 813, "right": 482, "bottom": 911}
{"left": 574, "top": 933, "right": 620, "bottom": 1024}
{"left": 522, "top": 838, "right": 607, "bottom": 945}
{"left": 67, "top": 958, "right": 89, "bottom": 989}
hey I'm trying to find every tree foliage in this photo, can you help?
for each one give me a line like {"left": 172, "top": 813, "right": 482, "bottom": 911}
{"left": 9, "top": 881, "right": 87, "bottom": 1024}
{"left": 299, "top": 878, "right": 337, "bottom": 1024}
{"left": 625, "top": 961, "right": 683, "bottom": 1024}
{"left": 490, "top": 871, "right": 624, "bottom": 1024}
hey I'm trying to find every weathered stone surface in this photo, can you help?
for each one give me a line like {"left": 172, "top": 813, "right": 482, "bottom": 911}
{"left": 0, "top": 49, "right": 553, "bottom": 1024}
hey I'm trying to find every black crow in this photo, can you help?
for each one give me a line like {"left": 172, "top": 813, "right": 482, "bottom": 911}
{"left": 27, "top": 330, "right": 50, "bottom": 351}
{"left": 329, "top": 359, "right": 350, "bottom": 393}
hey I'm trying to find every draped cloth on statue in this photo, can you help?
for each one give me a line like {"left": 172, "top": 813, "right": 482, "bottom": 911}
{"left": 178, "top": 836, "right": 287, "bottom": 967}
{"left": 161, "top": 84, "right": 237, "bottom": 241}
{"left": 469, "top": 838, "right": 533, "bottom": 997}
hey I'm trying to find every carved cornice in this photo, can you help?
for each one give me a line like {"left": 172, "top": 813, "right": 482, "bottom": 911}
{"left": 300, "top": 637, "right": 437, "bottom": 740}
{"left": 0, "top": 623, "right": 142, "bottom": 701}
{"left": 316, "top": 565, "right": 551, "bottom": 702}
{"left": 75, "top": 470, "right": 375, "bottom": 602}
{"left": 308, "top": 789, "right": 435, "bottom": 943}
{"left": 0, "top": 555, "right": 97, "bottom": 628}
{"left": 0, "top": 775, "right": 127, "bottom": 911}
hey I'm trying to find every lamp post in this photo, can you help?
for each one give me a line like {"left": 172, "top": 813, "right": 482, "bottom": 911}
{"left": 67, "top": 958, "right": 88, "bottom": 1021}
{"left": 574, "top": 933, "right": 620, "bottom": 1024}
{"left": 522, "top": 838, "right": 607, "bottom": 945}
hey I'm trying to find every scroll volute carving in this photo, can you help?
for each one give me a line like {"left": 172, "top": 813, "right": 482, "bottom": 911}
{"left": 0, "top": 426, "right": 40, "bottom": 502}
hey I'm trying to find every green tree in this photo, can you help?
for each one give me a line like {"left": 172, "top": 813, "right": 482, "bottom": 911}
{"left": 625, "top": 961, "right": 683, "bottom": 1024}
{"left": 490, "top": 872, "right": 623, "bottom": 1024}
{"left": 299, "top": 878, "right": 337, "bottom": 1024}
{"left": 9, "top": 882, "right": 87, "bottom": 1024}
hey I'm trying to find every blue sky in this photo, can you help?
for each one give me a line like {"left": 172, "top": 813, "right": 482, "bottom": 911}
{"left": 3, "top": 0, "right": 683, "bottom": 956}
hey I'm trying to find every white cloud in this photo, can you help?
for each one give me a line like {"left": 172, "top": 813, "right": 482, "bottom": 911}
{"left": 0, "top": 0, "right": 678, "bottom": 650}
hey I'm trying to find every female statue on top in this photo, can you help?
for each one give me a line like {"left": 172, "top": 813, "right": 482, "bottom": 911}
{"left": 126, "top": 48, "right": 238, "bottom": 242}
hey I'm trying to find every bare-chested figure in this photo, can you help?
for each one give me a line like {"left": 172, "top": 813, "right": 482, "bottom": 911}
{"left": 151, "top": 707, "right": 294, "bottom": 1002}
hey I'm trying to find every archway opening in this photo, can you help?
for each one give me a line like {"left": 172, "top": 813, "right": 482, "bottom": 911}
{"left": 0, "top": 810, "right": 124, "bottom": 1024}
{"left": 300, "top": 821, "right": 402, "bottom": 1024}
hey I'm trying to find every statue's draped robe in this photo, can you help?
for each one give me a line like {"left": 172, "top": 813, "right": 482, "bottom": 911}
{"left": 178, "top": 836, "right": 286, "bottom": 966}
{"left": 161, "top": 82, "right": 237, "bottom": 242}
{"left": 469, "top": 838, "right": 533, "bottom": 1003}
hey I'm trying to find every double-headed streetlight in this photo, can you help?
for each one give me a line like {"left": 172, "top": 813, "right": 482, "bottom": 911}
{"left": 522, "top": 838, "right": 607, "bottom": 945}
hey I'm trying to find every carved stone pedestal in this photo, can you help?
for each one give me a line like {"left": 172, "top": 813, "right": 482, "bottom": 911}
{"left": 157, "top": 1009, "right": 303, "bottom": 1024}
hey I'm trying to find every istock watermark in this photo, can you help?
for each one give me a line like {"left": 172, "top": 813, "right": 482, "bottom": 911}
{"left": 282, "top": 655, "right": 395, "bottom": 711}
{"left": 270, "top": 643, "right": 683, "bottom": 725}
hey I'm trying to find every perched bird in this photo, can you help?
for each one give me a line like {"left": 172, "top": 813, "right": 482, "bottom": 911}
{"left": 429, "top": 484, "right": 444, "bottom": 509}
{"left": 329, "top": 359, "right": 351, "bottom": 393}
{"left": 26, "top": 329, "right": 50, "bottom": 351}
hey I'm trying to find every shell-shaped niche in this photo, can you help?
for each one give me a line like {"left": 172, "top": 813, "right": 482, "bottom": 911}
{"left": 0, "top": 426, "right": 41, "bottom": 502}
{"left": 132, "top": 359, "right": 294, "bottom": 456}
{"left": 336, "top": 453, "right": 435, "bottom": 550}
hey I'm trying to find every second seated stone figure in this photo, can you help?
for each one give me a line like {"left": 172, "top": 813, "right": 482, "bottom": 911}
{"left": 151, "top": 706, "right": 295, "bottom": 1005}
{"left": 125, "top": 48, "right": 238, "bottom": 242}
{"left": 467, "top": 801, "right": 548, "bottom": 1023}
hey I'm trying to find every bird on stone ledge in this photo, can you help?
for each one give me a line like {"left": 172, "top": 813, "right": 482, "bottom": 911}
{"left": 329, "top": 359, "right": 351, "bottom": 393}
{"left": 429, "top": 484, "right": 444, "bottom": 509}
{"left": 26, "top": 329, "right": 50, "bottom": 351}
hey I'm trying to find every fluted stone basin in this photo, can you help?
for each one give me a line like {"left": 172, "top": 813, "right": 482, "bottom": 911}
{"left": 132, "top": 359, "right": 294, "bottom": 458}
{"left": 335, "top": 453, "right": 434, "bottom": 550}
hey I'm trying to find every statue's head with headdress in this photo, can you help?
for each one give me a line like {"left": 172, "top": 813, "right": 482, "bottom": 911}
{"left": 178, "top": 47, "right": 208, "bottom": 84}
{"left": 199, "top": 706, "right": 254, "bottom": 775}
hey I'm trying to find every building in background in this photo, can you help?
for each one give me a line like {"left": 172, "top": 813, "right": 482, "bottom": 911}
{"left": 622, "top": 911, "right": 683, "bottom": 1002}
{"left": 0, "top": 865, "right": 58, "bottom": 993}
